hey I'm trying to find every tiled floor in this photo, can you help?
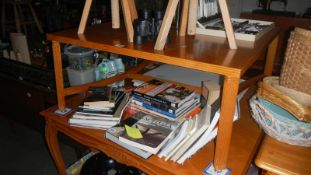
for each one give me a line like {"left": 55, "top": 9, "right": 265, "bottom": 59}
{"left": 0, "top": 116, "right": 77, "bottom": 175}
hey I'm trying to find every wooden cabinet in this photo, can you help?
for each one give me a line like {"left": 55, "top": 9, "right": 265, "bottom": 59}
{"left": 0, "top": 59, "right": 57, "bottom": 132}
{"left": 44, "top": 22, "right": 279, "bottom": 174}
{"left": 240, "top": 12, "right": 311, "bottom": 74}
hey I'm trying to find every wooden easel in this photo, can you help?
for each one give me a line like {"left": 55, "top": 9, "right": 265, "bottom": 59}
{"left": 1, "top": 0, "right": 44, "bottom": 37}
{"left": 78, "top": 0, "right": 137, "bottom": 43}
{"left": 78, "top": 0, "right": 237, "bottom": 50}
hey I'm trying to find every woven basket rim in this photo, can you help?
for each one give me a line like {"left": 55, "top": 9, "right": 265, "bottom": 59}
{"left": 263, "top": 76, "right": 311, "bottom": 107}
{"left": 249, "top": 95, "right": 311, "bottom": 147}
{"left": 257, "top": 76, "right": 311, "bottom": 123}
{"left": 295, "top": 27, "right": 311, "bottom": 37}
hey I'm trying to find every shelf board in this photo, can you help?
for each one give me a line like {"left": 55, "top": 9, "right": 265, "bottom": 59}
{"left": 47, "top": 23, "right": 279, "bottom": 77}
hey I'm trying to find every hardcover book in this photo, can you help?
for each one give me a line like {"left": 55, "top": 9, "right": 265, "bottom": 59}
{"left": 118, "top": 111, "right": 180, "bottom": 154}
{"left": 133, "top": 79, "right": 195, "bottom": 108}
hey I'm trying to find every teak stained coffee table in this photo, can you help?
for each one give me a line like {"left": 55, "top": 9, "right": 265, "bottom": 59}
{"left": 45, "top": 21, "right": 279, "bottom": 174}
{"left": 41, "top": 87, "right": 264, "bottom": 175}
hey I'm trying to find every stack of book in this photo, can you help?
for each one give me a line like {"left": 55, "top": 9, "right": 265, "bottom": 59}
{"left": 105, "top": 79, "right": 231, "bottom": 163}
{"left": 69, "top": 86, "right": 130, "bottom": 130}
{"left": 130, "top": 79, "right": 202, "bottom": 121}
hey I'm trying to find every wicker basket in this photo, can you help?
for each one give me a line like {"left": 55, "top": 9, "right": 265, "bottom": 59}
{"left": 257, "top": 76, "right": 311, "bottom": 123}
{"left": 280, "top": 27, "right": 311, "bottom": 95}
{"left": 249, "top": 95, "right": 311, "bottom": 147}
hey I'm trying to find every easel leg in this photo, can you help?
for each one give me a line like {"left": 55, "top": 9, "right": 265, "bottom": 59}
{"left": 120, "top": 0, "right": 134, "bottom": 42}
{"left": 179, "top": 0, "right": 190, "bottom": 36}
{"left": 218, "top": 0, "right": 237, "bottom": 49}
{"left": 128, "top": 0, "right": 138, "bottom": 21}
{"left": 154, "top": 0, "right": 180, "bottom": 50}
{"left": 78, "top": 0, "right": 93, "bottom": 34}
{"left": 187, "top": 0, "right": 198, "bottom": 35}
{"left": 13, "top": 2, "right": 22, "bottom": 33}
{"left": 111, "top": 0, "right": 120, "bottom": 28}
{"left": 28, "top": 1, "right": 44, "bottom": 34}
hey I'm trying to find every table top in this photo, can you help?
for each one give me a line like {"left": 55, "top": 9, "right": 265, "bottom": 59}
{"left": 255, "top": 135, "right": 311, "bottom": 175}
{"left": 47, "top": 23, "right": 279, "bottom": 77}
{"left": 40, "top": 88, "right": 263, "bottom": 175}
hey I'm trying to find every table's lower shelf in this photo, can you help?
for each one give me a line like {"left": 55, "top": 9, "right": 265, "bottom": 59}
{"left": 40, "top": 87, "right": 263, "bottom": 175}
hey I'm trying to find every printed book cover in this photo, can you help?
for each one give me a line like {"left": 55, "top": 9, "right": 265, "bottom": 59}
{"left": 133, "top": 79, "right": 195, "bottom": 108}
{"left": 118, "top": 111, "right": 180, "bottom": 154}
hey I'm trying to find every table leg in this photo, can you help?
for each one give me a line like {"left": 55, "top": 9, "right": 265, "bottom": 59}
{"left": 214, "top": 76, "right": 239, "bottom": 170}
{"left": 45, "top": 121, "right": 66, "bottom": 175}
{"left": 264, "top": 34, "right": 279, "bottom": 76}
{"left": 52, "top": 41, "right": 65, "bottom": 110}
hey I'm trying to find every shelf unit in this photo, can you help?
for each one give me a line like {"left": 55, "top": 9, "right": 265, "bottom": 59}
{"left": 46, "top": 22, "right": 279, "bottom": 174}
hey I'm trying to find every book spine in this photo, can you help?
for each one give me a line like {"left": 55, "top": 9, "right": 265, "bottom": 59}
{"left": 132, "top": 91, "right": 174, "bottom": 108}
{"left": 131, "top": 99, "right": 178, "bottom": 118}
{"left": 143, "top": 103, "right": 178, "bottom": 118}
{"left": 132, "top": 95, "right": 178, "bottom": 113}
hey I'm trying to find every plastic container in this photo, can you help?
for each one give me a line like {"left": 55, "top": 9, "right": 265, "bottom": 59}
{"left": 95, "top": 61, "right": 109, "bottom": 81}
{"left": 67, "top": 67, "right": 95, "bottom": 86}
{"left": 111, "top": 57, "right": 125, "bottom": 74}
{"left": 64, "top": 45, "right": 94, "bottom": 70}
